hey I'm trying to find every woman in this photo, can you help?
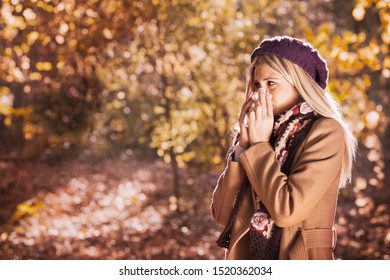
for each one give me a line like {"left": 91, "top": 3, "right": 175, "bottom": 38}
{"left": 211, "top": 36, "right": 356, "bottom": 260}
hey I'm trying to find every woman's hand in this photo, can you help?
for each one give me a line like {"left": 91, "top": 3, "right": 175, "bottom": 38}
{"left": 238, "top": 93, "right": 254, "bottom": 149}
{"left": 247, "top": 89, "right": 274, "bottom": 146}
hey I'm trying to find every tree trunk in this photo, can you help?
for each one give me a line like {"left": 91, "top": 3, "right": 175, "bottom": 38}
{"left": 170, "top": 147, "right": 180, "bottom": 206}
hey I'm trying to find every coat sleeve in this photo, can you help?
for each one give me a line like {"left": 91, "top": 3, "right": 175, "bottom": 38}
{"left": 238, "top": 118, "right": 346, "bottom": 228}
{"left": 211, "top": 151, "right": 247, "bottom": 227}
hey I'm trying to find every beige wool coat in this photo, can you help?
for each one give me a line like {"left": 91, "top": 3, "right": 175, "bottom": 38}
{"left": 211, "top": 117, "right": 344, "bottom": 260}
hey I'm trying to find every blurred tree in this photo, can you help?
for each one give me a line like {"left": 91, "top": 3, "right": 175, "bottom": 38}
{"left": 0, "top": 0, "right": 139, "bottom": 159}
{"left": 2, "top": 0, "right": 386, "bottom": 164}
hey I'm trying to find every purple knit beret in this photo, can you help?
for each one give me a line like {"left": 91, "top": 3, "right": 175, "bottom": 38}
{"left": 251, "top": 36, "right": 329, "bottom": 89}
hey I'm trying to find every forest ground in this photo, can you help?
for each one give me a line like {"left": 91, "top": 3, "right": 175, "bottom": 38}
{"left": 0, "top": 157, "right": 388, "bottom": 260}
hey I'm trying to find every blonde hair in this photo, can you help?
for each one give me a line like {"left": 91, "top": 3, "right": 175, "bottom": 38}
{"left": 242, "top": 55, "right": 357, "bottom": 188}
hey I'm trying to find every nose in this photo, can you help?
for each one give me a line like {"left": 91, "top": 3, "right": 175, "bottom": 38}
{"left": 257, "top": 81, "right": 270, "bottom": 92}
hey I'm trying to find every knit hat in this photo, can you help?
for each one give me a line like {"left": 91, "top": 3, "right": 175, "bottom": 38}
{"left": 251, "top": 36, "right": 329, "bottom": 89}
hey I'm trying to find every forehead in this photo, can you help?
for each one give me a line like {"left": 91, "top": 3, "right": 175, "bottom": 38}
{"left": 254, "top": 65, "right": 282, "bottom": 80}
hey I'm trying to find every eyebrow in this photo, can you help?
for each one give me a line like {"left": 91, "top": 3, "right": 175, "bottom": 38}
{"left": 254, "top": 77, "right": 281, "bottom": 82}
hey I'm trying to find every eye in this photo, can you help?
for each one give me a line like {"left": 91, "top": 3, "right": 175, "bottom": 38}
{"left": 267, "top": 81, "right": 276, "bottom": 87}
{"left": 254, "top": 82, "right": 260, "bottom": 90}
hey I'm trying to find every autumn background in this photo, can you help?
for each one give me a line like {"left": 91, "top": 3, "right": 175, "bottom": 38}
{"left": 0, "top": 0, "right": 389, "bottom": 260}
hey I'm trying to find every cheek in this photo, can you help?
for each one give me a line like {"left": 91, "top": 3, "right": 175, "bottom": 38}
{"left": 270, "top": 91, "right": 299, "bottom": 114}
{"left": 273, "top": 91, "right": 298, "bottom": 105}
{"left": 270, "top": 92, "right": 283, "bottom": 106}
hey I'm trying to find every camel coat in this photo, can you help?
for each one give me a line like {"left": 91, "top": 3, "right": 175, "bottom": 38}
{"left": 211, "top": 117, "right": 344, "bottom": 260}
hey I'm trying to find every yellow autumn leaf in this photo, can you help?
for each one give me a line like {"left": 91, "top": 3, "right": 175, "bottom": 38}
{"left": 383, "top": 56, "right": 390, "bottom": 68}
{"left": 12, "top": 201, "right": 45, "bottom": 221}
{"left": 36, "top": 62, "right": 53, "bottom": 71}
{"left": 23, "top": 8, "right": 37, "bottom": 21}
{"left": 382, "top": 31, "right": 390, "bottom": 44}
{"left": 27, "top": 31, "right": 39, "bottom": 45}
{"left": 112, "top": 99, "right": 123, "bottom": 109}
{"left": 352, "top": 4, "right": 366, "bottom": 21}
{"left": 4, "top": 117, "right": 12, "bottom": 126}
{"left": 187, "top": 16, "right": 202, "bottom": 26}
{"left": 57, "top": 61, "right": 65, "bottom": 69}
{"left": 363, "top": 75, "right": 371, "bottom": 87}
{"left": 164, "top": 153, "right": 171, "bottom": 163}
{"left": 153, "top": 106, "right": 166, "bottom": 115}
{"left": 103, "top": 28, "right": 113, "bottom": 39}
{"left": 343, "top": 31, "right": 359, "bottom": 44}
{"left": 29, "top": 72, "right": 42, "bottom": 81}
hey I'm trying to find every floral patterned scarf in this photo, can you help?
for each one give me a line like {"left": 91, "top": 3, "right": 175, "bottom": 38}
{"left": 217, "top": 101, "right": 318, "bottom": 259}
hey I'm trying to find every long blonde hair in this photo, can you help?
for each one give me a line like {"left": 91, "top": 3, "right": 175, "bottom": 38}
{"left": 242, "top": 54, "right": 357, "bottom": 188}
